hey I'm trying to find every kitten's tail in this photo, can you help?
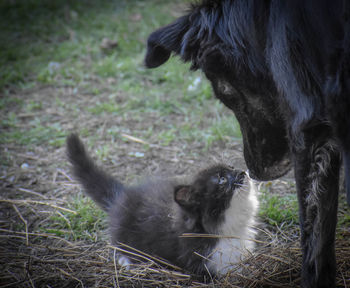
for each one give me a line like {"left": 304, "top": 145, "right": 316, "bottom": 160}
{"left": 66, "top": 134, "right": 124, "bottom": 211}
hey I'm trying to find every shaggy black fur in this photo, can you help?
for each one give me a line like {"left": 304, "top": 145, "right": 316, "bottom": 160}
{"left": 145, "top": 1, "right": 350, "bottom": 287}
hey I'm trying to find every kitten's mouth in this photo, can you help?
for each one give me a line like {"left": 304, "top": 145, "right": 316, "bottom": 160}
{"left": 227, "top": 170, "right": 246, "bottom": 194}
{"left": 240, "top": 170, "right": 256, "bottom": 194}
{"left": 242, "top": 169, "right": 255, "bottom": 185}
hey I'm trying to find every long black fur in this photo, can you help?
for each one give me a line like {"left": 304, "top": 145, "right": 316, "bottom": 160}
{"left": 144, "top": 1, "right": 349, "bottom": 287}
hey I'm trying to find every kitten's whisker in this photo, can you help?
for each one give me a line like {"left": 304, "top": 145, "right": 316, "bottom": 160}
{"left": 237, "top": 187, "right": 249, "bottom": 194}
{"left": 237, "top": 184, "right": 249, "bottom": 188}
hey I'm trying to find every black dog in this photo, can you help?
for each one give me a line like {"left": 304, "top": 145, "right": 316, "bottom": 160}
{"left": 144, "top": 1, "right": 350, "bottom": 287}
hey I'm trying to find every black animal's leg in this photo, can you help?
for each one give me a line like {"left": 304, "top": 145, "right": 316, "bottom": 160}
{"left": 293, "top": 140, "right": 340, "bottom": 288}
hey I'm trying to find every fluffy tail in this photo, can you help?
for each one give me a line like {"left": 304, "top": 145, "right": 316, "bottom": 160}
{"left": 66, "top": 134, "right": 124, "bottom": 211}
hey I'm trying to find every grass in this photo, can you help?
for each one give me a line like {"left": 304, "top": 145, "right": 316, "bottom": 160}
{"left": 0, "top": 0, "right": 191, "bottom": 90}
{"left": 0, "top": 114, "right": 67, "bottom": 147}
{"left": 0, "top": 0, "right": 240, "bottom": 150}
{"left": 258, "top": 182, "right": 299, "bottom": 228}
{"left": 259, "top": 193, "right": 299, "bottom": 227}
{"left": 87, "top": 101, "right": 121, "bottom": 115}
{"left": 41, "top": 195, "right": 107, "bottom": 242}
{"left": 338, "top": 194, "right": 350, "bottom": 227}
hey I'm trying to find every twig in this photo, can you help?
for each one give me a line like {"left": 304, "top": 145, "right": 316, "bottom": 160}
{"left": 110, "top": 243, "right": 183, "bottom": 271}
{"left": 121, "top": 133, "right": 181, "bottom": 152}
{"left": 121, "top": 133, "right": 150, "bottom": 145}
{"left": 111, "top": 242, "right": 182, "bottom": 271}
{"left": 12, "top": 204, "right": 29, "bottom": 246}
{"left": 27, "top": 271, "right": 35, "bottom": 288}
{"left": 145, "top": 268, "right": 190, "bottom": 279}
{"left": 0, "top": 199, "right": 77, "bottom": 214}
{"left": 113, "top": 248, "right": 120, "bottom": 288}
{"left": 56, "top": 267, "right": 84, "bottom": 287}
{"left": 18, "top": 187, "right": 48, "bottom": 199}
{"left": 0, "top": 228, "right": 75, "bottom": 246}
{"left": 16, "top": 153, "right": 40, "bottom": 161}
{"left": 57, "top": 168, "right": 74, "bottom": 182}
{"left": 17, "top": 111, "right": 62, "bottom": 118}
{"left": 259, "top": 253, "right": 291, "bottom": 266}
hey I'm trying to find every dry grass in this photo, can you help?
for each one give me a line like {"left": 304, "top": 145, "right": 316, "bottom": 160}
{"left": 1, "top": 195, "right": 349, "bottom": 288}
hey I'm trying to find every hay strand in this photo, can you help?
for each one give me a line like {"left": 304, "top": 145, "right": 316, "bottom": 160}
{"left": 11, "top": 204, "right": 29, "bottom": 246}
{"left": 0, "top": 199, "right": 77, "bottom": 214}
{"left": 1, "top": 225, "right": 349, "bottom": 288}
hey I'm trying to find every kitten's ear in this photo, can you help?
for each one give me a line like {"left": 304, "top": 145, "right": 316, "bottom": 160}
{"left": 174, "top": 185, "right": 196, "bottom": 208}
{"left": 145, "top": 15, "right": 190, "bottom": 68}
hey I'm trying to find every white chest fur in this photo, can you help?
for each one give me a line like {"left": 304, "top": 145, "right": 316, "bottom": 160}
{"left": 206, "top": 178, "right": 258, "bottom": 275}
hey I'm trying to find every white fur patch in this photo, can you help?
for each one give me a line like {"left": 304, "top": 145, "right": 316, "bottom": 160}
{"left": 206, "top": 175, "right": 258, "bottom": 275}
{"left": 118, "top": 255, "right": 132, "bottom": 270}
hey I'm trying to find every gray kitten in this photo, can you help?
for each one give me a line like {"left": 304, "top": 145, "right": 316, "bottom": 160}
{"left": 66, "top": 134, "right": 258, "bottom": 276}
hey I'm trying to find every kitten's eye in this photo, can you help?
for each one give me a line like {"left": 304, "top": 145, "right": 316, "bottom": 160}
{"left": 219, "top": 176, "right": 227, "bottom": 185}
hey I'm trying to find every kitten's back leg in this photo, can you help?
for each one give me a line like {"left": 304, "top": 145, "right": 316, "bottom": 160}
{"left": 66, "top": 134, "right": 124, "bottom": 211}
{"left": 117, "top": 255, "right": 132, "bottom": 270}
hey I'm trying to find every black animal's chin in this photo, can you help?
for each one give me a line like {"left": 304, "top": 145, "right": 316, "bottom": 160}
{"left": 247, "top": 158, "right": 292, "bottom": 181}
{"left": 240, "top": 121, "right": 292, "bottom": 181}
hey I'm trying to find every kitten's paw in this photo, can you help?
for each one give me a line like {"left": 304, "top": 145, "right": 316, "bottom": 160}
{"left": 118, "top": 255, "right": 132, "bottom": 270}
